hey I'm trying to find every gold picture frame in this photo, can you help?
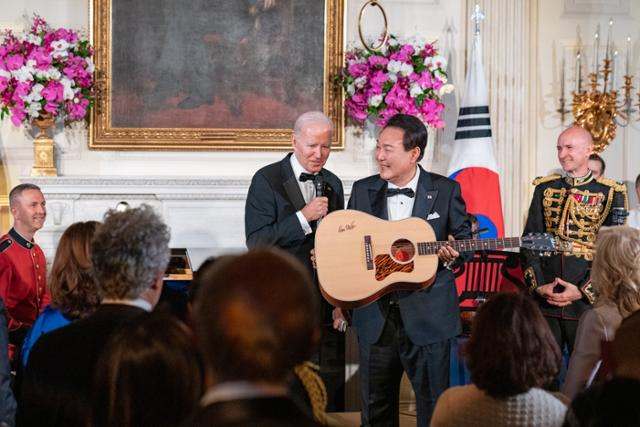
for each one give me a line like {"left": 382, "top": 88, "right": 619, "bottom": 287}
{"left": 89, "top": 0, "right": 345, "bottom": 150}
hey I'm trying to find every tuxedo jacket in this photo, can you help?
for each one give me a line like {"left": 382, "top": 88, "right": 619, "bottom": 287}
{"left": 245, "top": 153, "right": 344, "bottom": 274}
{"left": 185, "top": 396, "right": 320, "bottom": 427}
{"left": 19, "top": 304, "right": 147, "bottom": 427}
{"left": 348, "top": 166, "right": 471, "bottom": 346}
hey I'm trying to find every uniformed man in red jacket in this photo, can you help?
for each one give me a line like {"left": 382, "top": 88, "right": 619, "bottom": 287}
{"left": 0, "top": 183, "right": 50, "bottom": 362}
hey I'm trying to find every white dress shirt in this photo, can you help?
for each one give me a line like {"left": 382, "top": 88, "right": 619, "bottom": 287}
{"left": 386, "top": 166, "right": 420, "bottom": 221}
{"left": 101, "top": 297, "right": 153, "bottom": 312}
{"left": 290, "top": 154, "right": 315, "bottom": 235}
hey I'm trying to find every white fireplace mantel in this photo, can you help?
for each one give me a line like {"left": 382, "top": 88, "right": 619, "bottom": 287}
{"left": 25, "top": 175, "right": 354, "bottom": 269}
{"left": 25, "top": 176, "right": 255, "bottom": 269}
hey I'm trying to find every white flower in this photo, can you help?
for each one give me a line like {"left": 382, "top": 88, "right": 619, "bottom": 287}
{"left": 387, "top": 60, "right": 402, "bottom": 74}
{"left": 24, "top": 83, "right": 44, "bottom": 103}
{"left": 12, "top": 65, "right": 35, "bottom": 82}
{"left": 388, "top": 73, "right": 398, "bottom": 83}
{"left": 354, "top": 75, "right": 367, "bottom": 89}
{"left": 85, "top": 58, "right": 95, "bottom": 73}
{"left": 35, "top": 67, "right": 61, "bottom": 80}
{"left": 0, "top": 69, "right": 10, "bottom": 79}
{"left": 435, "top": 70, "right": 448, "bottom": 84}
{"left": 388, "top": 37, "right": 400, "bottom": 47}
{"left": 51, "top": 39, "right": 70, "bottom": 52}
{"left": 409, "top": 83, "right": 423, "bottom": 98}
{"left": 51, "top": 39, "right": 70, "bottom": 60}
{"left": 399, "top": 62, "right": 414, "bottom": 77}
{"left": 347, "top": 84, "right": 355, "bottom": 96}
{"left": 369, "top": 94, "right": 383, "bottom": 107}
{"left": 26, "top": 102, "right": 42, "bottom": 118}
{"left": 60, "top": 77, "right": 75, "bottom": 100}
{"left": 438, "top": 84, "right": 455, "bottom": 96}
{"left": 423, "top": 57, "right": 433, "bottom": 70}
{"left": 25, "top": 33, "right": 42, "bottom": 46}
{"left": 431, "top": 55, "right": 447, "bottom": 71}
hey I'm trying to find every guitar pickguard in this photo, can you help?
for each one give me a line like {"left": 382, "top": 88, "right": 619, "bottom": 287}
{"left": 374, "top": 254, "right": 414, "bottom": 281}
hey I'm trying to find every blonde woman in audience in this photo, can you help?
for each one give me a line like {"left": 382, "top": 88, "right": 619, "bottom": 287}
{"left": 431, "top": 292, "right": 566, "bottom": 427}
{"left": 562, "top": 226, "right": 640, "bottom": 399}
{"left": 21, "top": 221, "right": 101, "bottom": 366}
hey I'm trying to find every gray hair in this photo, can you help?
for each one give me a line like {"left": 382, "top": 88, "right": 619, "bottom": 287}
{"left": 91, "top": 204, "right": 170, "bottom": 300}
{"left": 9, "top": 183, "right": 42, "bottom": 207}
{"left": 293, "top": 111, "right": 334, "bottom": 137}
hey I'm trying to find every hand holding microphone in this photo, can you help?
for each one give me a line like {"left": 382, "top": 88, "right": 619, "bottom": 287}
{"left": 301, "top": 175, "right": 328, "bottom": 222}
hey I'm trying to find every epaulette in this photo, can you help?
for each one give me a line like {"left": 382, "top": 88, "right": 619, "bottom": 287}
{"left": 0, "top": 238, "right": 12, "bottom": 253}
{"left": 596, "top": 176, "right": 627, "bottom": 193}
{"left": 532, "top": 174, "right": 561, "bottom": 186}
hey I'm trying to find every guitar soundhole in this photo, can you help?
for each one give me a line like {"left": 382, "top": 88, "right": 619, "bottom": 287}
{"left": 390, "top": 239, "right": 415, "bottom": 263}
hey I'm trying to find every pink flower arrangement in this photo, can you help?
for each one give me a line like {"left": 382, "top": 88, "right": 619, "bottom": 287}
{"left": 337, "top": 34, "right": 452, "bottom": 128}
{"left": 0, "top": 15, "right": 94, "bottom": 127}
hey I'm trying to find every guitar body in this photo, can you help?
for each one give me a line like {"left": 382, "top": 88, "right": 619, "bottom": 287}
{"left": 315, "top": 210, "right": 439, "bottom": 308}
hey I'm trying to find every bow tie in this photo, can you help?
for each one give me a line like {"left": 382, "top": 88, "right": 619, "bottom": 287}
{"left": 387, "top": 188, "right": 415, "bottom": 198}
{"left": 299, "top": 172, "right": 317, "bottom": 182}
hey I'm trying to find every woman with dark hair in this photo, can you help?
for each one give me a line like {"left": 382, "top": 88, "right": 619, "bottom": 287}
{"left": 431, "top": 292, "right": 567, "bottom": 427}
{"left": 21, "top": 221, "right": 101, "bottom": 366}
{"left": 90, "top": 312, "right": 204, "bottom": 427}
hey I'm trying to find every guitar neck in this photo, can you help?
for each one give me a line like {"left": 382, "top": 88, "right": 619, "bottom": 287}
{"left": 417, "top": 237, "right": 522, "bottom": 255}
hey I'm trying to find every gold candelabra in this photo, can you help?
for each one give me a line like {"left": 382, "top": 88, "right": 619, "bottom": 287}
{"left": 561, "top": 20, "right": 639, "bottom": 153}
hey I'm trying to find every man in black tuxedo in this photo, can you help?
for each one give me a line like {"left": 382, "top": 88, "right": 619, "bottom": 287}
{"left": 334, "top": 114, "right": 471, "bottom": 426}
{"left": 19, "top": 205, "right": 171, "bottom": 427}
{"left": 245, "top": 111, "right": 345, "bottom": 410}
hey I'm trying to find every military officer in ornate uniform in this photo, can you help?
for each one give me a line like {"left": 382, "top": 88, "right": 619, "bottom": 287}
{"left": 0, "top": 183, "right": 50, "bottom": 363}
{"left": 522, "top": 126, "right": 627, "bottom": 356}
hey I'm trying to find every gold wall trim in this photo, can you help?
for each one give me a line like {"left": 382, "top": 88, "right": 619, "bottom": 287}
{"left": 89, "top": 0, "right": 345, "bottom": 151}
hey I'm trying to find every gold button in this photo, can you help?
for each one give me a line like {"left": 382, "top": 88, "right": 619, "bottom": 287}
{"left": 35, "top": 264, "right": 39, "bottom": 269}
{"left": 38, "top": 275, "right": 41, "bottom": 280}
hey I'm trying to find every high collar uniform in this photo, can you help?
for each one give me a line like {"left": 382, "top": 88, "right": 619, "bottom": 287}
{"left": 0, "top": 228, "right": 49, "bottom": 358}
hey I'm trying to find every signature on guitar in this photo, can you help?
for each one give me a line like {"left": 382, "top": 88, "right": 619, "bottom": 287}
{"left": 338, "top": 221, "right": 356, "bottom": 233}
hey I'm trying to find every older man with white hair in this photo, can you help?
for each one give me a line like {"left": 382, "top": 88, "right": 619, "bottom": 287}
{"left": 245, "top": 111, "right": 345, "bottom": 411}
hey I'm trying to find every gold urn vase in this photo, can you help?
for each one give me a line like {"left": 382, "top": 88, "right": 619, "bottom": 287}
{"left": 31, "top": 112, "right": 58, "bottom": 176}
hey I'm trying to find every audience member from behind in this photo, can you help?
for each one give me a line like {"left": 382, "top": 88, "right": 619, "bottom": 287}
{"left": 562, "top": 226, "right": 640, "bottom": 399}
{"left": 189, "top": 249, "right": 321, "bottom": 427}
{"left": 91, "top": 311, "right": 204, "bottom": 427}
{"left": 19, "top": 205, "right": 170, "bottom": 427}
{"left": 21, "top": 221, "right": 101, "bottom": 366}
{"left": 563, "top": 310, "right": 640, "bottom": 427}
{"left": 431, "top": 292, "right": 566, "bottom": 427}
{"left": 587, "top": 153, "right": 605, "bottom": 178}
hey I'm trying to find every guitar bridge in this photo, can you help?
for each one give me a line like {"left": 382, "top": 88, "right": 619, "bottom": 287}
{"left": 364, "top": 235, "right": 373, "bottom": 270}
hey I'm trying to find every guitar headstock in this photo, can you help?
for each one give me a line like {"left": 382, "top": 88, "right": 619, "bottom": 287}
{"left": 521, "top": 233, "right": 556, "bottom": 253}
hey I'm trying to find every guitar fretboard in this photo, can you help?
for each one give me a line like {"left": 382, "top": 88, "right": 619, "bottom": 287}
{"left": 417, "top": 237, "right": 522, "bottom": 255}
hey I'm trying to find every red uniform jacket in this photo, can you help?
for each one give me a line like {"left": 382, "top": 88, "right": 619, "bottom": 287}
{"left": 0, "top": 228, "right": 50, "bottom": 358}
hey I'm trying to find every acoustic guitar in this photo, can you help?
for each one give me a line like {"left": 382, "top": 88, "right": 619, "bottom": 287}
{"left": 314, "top": 209, "right": 556, "bottom": 309}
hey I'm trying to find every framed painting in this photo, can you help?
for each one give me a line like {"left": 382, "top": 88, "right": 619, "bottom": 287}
{"left": 89, "top": 0, "right": 345, "bottom": 150}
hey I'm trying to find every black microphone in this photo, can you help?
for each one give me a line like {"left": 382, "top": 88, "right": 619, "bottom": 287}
{"left": 315, "top": 174, "right": 324, "bottom": 197}
{"left": 314, "top": 175, "right": 325, "bottom": 226}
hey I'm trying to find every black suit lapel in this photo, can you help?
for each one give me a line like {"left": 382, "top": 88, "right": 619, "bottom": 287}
{"left": 412, "top": 166, "right": 438, "bottom": 219}
{"left": 280, "top": 154, "right": 306, "bottom": 211}
{"left": 368, "top": 178, "right": 389, "bottom": 220}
